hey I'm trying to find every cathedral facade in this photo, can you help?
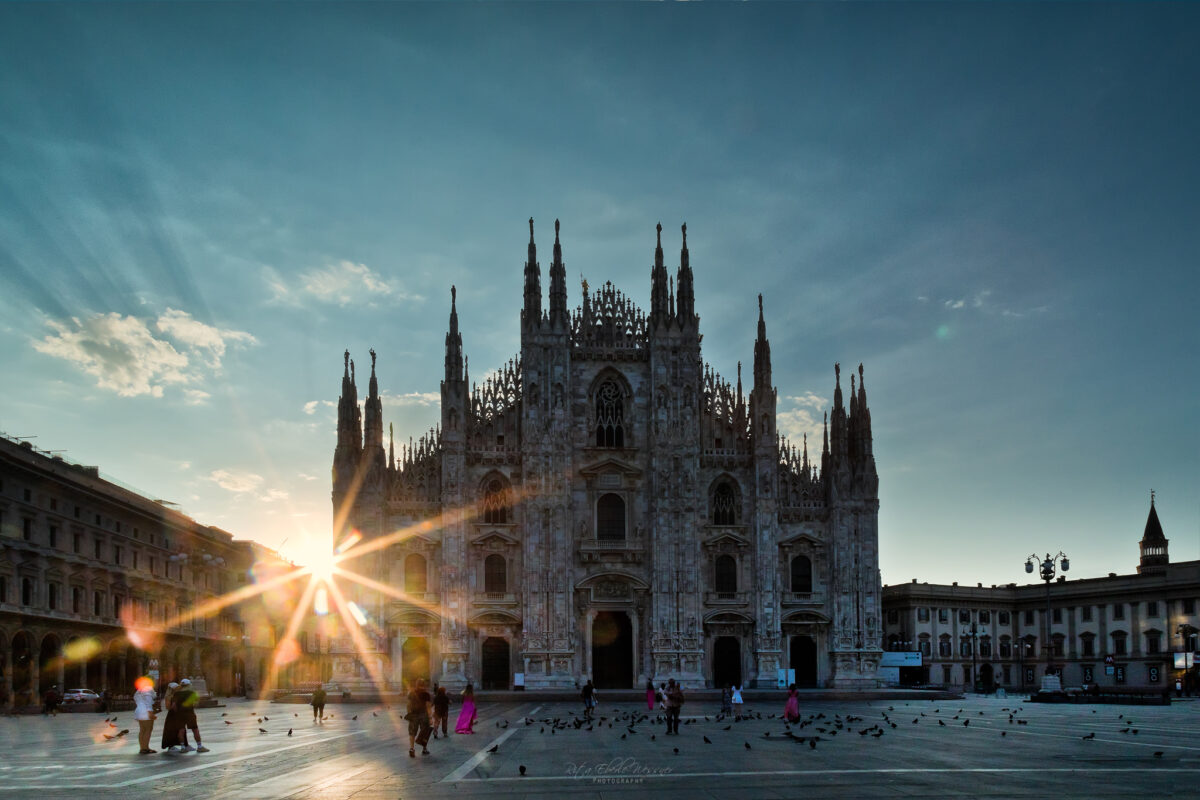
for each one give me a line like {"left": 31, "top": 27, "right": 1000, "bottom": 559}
{"left": 331, "top": 221, "right": 881, "bottom": 691}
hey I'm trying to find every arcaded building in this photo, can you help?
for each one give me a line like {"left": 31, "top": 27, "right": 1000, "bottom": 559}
{"left": 0, "top": 434, "right": 282, "bottom": 709}
{"left": 331, "top": 221, "right": 882, "bottom": 691}
{"left": 881, "top": 496, "right": 1200, "bottom": 693}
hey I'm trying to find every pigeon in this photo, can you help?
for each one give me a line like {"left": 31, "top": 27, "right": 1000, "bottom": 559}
{"left": 1082, "top": 733, "right": 1095, "bottom": 740}
{"left": 723, "top": 725, "right": 732, "bottom": 731}
{"left": 650, "top": 734, "right": 655, "bottom": 741}
{"left": 373, "top": 712, "right": 378, "bottom": 717}
{"left": 259, "top": 728, "right": 268, "bottom": 734}
{"left": 620, "top": 734, "right": 627, "bottom": 740}
{"left": 1133, "top": 730, "right": 1139, "bottom": 735}
{"left": 221, "top": 713, "right": 227, "bottom": 717}
{"left": 809, "top": 739, "right": 816, "bottom": 750}
{"left": 673, "top": 747, "right": 679, "bottom": 754}
{"left": 288, "top": 729, "right": 293, "bottom": 736}
{"left": 263, "top": 716, "right": 269, "bottom": 721}
{"left": 939, "top": 720, "right": 946, "bottom": 727}
{"left": 872, "top": 730, "right": 883, "bottom": 738}
{"left": 1001, "top": 732, "right": 1007, "bottom": 737}
{"left": 224, "top": 720, "right": 232, "bottom": 725}
{"left": 744, "top": 742, "right": 751, "bottom": 750}
{"left": 703, "top": 736, "right": 712, "bottom": 744}
{"left": 963, "top": 720, "right": 970, "bottom": 727}
{"left": 352, "top": 715, "right": 358, "bottom": 721}
{"left": 1154, "top": 752, "right": 1164, "bottom": 758}
{"left": 487, "top": 744, "right": 498, "bottom": 753}
{"left": 519, "top": 765, "right": 527, "bottom": 776}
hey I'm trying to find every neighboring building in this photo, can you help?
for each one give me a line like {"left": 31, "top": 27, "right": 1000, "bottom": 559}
{"left": 330, "top": 220, "right": 882, "bottom": 691}
{"left": 882, "top": 496, "right": 1200, "bottom": 693}
{"left": 0, "top": 434, "right": 284, "bottom": 710}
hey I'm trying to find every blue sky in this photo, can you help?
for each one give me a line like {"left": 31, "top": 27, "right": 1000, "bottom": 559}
{"left": 1, "top": 3, "right": 1196, "bottom": 586}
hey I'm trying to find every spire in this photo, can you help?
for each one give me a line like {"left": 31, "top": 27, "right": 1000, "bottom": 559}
{"left": 549, "top": 218, "right": 568, "bottom": 328}
{"left": 857, "top": 362, "right": 873, "bottom": 458}
{"left": 676, "top": 222, "right": 695, "bottom": 325}
{"left": 1138, "top": 490, "right": 1169, "bottom": 574}
{"left": 333, "top": 349, "right": 363, "bottom": 499}
{"left": 830, "top": 362, "right": 847, "bottom": 462}
{"left": 822, "top": 411, "right": 829, "bottom": 455}
{"left": 650, "top": 222, "right": 669, "bottom": 324}
{"left": 362, "top": 347, "right": 385, "bottom": 469}
{"left": 523, "top": 217, "right": 542, "bottom": 329}
{"left": 753, "top": 294, "right": 772, "bottom": 390}
{"left": 388, "top": 422, "right": 395, "bottom": 471}
{"left": 445, "top": 286, "right": 463, "bottom": 382}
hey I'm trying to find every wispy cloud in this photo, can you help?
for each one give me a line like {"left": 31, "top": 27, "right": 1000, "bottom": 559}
{"left": 259, "top": 488, "right": 289, "bottom": 503}
{"left": 207, "top": 468, "right": 264, "bottom": 493}
{"left": 777, "top": 391, "right": 828, "bottom": 446}
{"left": 303, "top": 399, "right": 337, "bottom": 415}
{"left": 381, "top": 391, "right": 441, "bottom": 408}
{"left": 268, "top": 260, "right": 422, "bottom": 307}
{"left": 32, "top": 309, "right": 254, "bottom": 398}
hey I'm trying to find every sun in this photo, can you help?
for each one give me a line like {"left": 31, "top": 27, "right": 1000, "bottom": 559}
{"left": 288, "top": 534, "right": 336, "bottom": 583}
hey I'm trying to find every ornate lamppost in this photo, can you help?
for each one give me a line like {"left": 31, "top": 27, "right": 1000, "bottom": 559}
{"left": 1025, "top": 552, "right": 1068, "bottom": 685}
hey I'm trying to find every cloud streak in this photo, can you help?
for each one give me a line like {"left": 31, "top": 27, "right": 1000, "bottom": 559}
{"left": 32, "top": 308, "right": 255, "bottom": 398}
{"left": 268, "top": 261, "right": 422, "bottom": 307}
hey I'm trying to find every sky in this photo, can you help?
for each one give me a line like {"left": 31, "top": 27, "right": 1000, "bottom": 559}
{"left": 1, "top": 3, "right": 1197, "bottom": 587}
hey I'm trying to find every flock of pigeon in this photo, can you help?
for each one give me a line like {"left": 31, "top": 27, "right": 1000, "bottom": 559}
{"left": 483, "top": 702, "right": 1170, "bottom": 776}
{"left": 96, "top": 701, "right": 1169, "bottom": 771}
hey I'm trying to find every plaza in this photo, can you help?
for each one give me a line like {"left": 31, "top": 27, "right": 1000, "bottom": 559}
{"left": 1, "top": 694, "right": 1198, "bottom": 799}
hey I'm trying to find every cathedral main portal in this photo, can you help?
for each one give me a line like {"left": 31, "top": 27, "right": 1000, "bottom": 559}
{"left": 592, "top": 611, "right": 633, "bottom": 689}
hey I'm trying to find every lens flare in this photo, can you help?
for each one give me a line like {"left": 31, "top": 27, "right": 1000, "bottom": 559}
{"left": 335, "top": 531, "right": 362, "bottom": 555}
{"left": 314, "top": 586, "right": 329, "bottom": 615}
{"left": 135, "top": 676, "right": 154, "bottom": 692}
{"left": 347, "top": 601, "right": 367, "bottom": 626}
{"left": 273, "top": 637, "right": 301, "bottom": 666}
{"left": 63, "top": 637, "right": 101, "bottom": 662}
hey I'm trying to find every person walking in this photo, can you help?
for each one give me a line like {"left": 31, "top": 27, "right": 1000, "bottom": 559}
{"left": 663, "top": 679, "right": 684, "bottom": 735}
{"left": 432, "top": 686, "right": 451, "bottom": 739}
{"left": 160, "top": 682, "right": 184, "bottom": 753}
{"left": 721, "top": 684, "right": 732, "bottom": 715}
{"left": 42, "top": 685, "right": 59, "bottom": 716}
{"left": 406, "top": 678, "right": 433, "bottom": 758}
{"left": 311, "top": 685, "right": 327, "bottom": 722}
{"left": 731, "top": 684, "right": 744, "bottom": 719}
{"left": 176, "top": 679, "right": 208, "bottom": 752}
{"left": 454, "top": 683, "right": 478, "bottom": 734}
{"left": 657, "top": 683, "right": 667, "bottom": 711}
{"left": 581, "top": 679, "right": 596, "bottom": 720}
{"left": 783, "top": 683, "right": 800, "bottom": 724}
{"left": 645, "top": 679, "right": 656, "bottom": 712}
{"left": 133, "top": 676, "right": 158, "bottom": 754}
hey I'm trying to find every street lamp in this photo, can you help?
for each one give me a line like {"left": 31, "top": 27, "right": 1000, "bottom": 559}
{"left": 1025, "top": 552, "right": 1068, "bottom": 683}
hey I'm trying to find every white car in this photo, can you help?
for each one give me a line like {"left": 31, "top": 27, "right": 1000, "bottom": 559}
{"left": 61, "top": 689, "right": 100, "bottom": 704}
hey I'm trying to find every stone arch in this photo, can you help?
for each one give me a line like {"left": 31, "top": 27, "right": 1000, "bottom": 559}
{"left": 714, "top": 554, "right": 738, "bottom": 594}
{"left": 596, "top": 493, "right": 626, "bottom": 541}
{"left": 11, "top": 630, "right": 35, "bottom": 706}
{"left": 404, "top": 553, "right": 428, "bottom": 595}
{"left": 709, "top": 474, "right": 742, "bottom": 525}
{"left": 38, "top": 633, "right": 62, "bottom": 695}
{"left": 790, "top": 555, "right": 813, "bottom": 593}
{"left": 478, "top": 471, "right": 513, "bottom": 525}
{"left": 588, "top": 368, "right": 634, "bottom": 448}
{"left": 484, "top": 554, "right": 507, "bottom": 594}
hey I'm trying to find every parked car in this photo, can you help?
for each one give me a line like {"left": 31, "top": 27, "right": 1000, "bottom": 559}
{"left": 61, "top": 689, "right": 100, "bottom": 704}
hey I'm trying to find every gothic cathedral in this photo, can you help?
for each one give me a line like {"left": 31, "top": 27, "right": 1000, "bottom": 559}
{"left": 331, "top": 220, "right": 882, "bottom": 691}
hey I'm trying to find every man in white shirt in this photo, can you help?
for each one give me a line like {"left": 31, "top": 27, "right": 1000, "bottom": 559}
{"left": 133, "top": 676, "right": 158, "bottom": 755}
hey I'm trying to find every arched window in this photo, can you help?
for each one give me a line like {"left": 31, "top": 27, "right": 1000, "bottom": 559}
{"left": 595, "top": 380, "right": 625, "bottom": 448}
{"left": 938, "top": 635, "right": 952, "bottom": 658}
{"left": 484, "top": 554, "right": 506, "bottom": 594}
{"left": 404, "top": 553, "right": 428, "bottom": 595}
{"left": 999, "top": 637, "right": 1012, "bottom": 659}
{"left": 482, "top": 479, "right": 510, "bottom": 524}
{"left": 597, "top": 494, "right": 626, "bottom": 541}
{"left": 712, "top": 482, "right": 738, "bottom": 525}
{"left": 715, "top": 555, "right": 737, "bottom": 595}
{"left": 790, "top": 555, "right": 812, "bottom": 594}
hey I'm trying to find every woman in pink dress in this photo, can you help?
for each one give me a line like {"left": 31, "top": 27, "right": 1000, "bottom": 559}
{"left": 645, "top": 679, "right": 656, "bottom": 711}
{"left": 454, "top": 683, "right": 478, "bottom": 734}
{"left": 784, "top": 684, "right": 800, "bottom": 724}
